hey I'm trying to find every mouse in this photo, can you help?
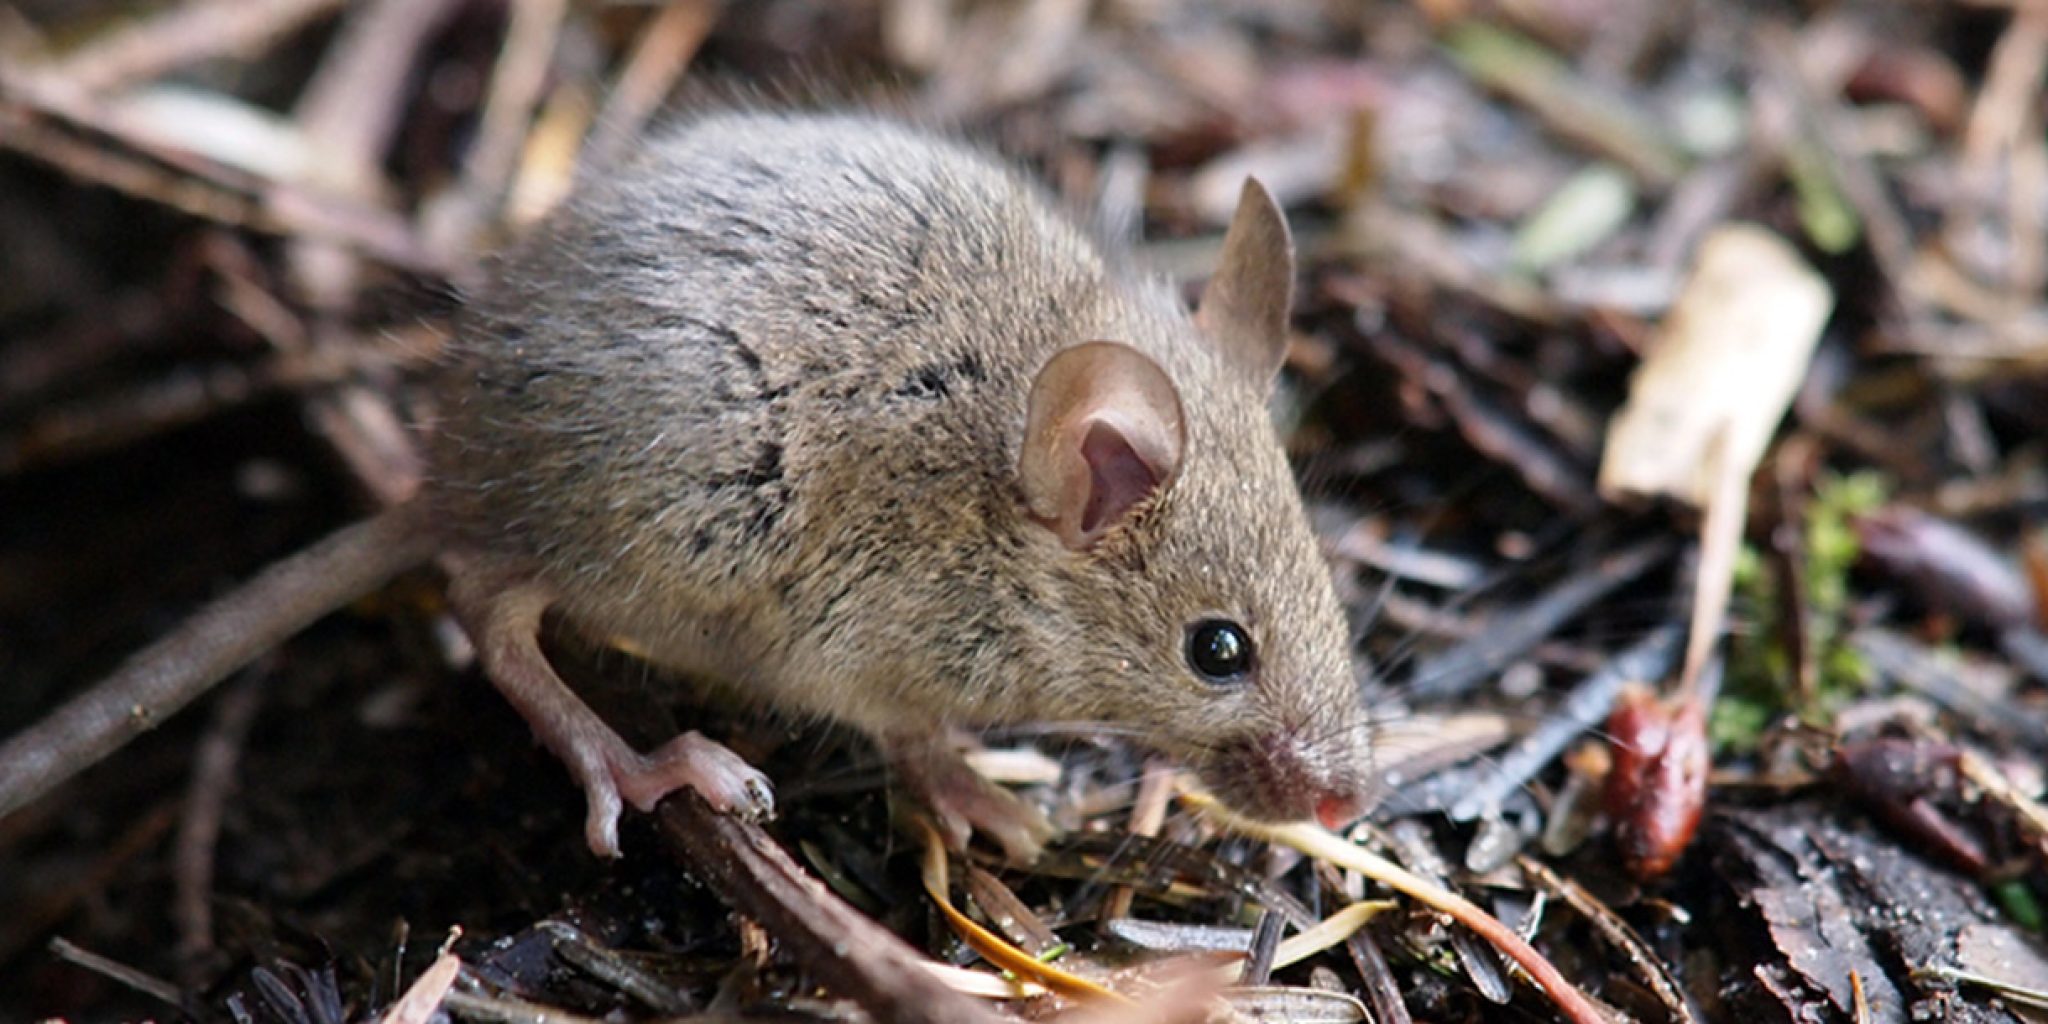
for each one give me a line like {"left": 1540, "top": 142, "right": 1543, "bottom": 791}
{"left": 0, "top": 110, "right": 1375, "bottom": 861}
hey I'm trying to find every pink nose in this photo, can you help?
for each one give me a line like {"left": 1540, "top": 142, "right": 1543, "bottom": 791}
{"left": 1316, "top": 791, "right": 1363, "bottom": 830}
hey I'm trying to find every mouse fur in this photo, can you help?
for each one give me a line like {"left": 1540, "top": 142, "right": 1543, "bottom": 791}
{"left": 434, "top": 110, "right": 1373, "bottom": 823}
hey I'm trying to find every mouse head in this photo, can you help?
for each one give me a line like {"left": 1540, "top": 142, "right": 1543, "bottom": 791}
{"left": 1014, "top": 180, "right": 1373, "bottom": 829}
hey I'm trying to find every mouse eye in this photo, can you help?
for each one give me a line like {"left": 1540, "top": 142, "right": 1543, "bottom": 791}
{"left": 1186, "top": 619, "right": 1254, "bottom": 685}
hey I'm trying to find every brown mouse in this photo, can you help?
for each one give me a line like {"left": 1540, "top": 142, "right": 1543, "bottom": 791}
{"left": 0, "top": 111, "right": 1374, "bottom": 860}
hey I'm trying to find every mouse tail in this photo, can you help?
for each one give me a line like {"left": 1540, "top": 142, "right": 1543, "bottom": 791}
{"left": 0, "top": 501, "right": 440, "bottom": 819}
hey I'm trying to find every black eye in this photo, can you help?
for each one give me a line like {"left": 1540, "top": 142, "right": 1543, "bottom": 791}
{"left": 1186, "top": 619, "right": 1253, "bottom": 684}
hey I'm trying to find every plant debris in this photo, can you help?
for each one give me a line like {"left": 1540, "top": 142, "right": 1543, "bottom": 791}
{"left": 3, "top": 1, "right": 2046, "bottom": 1022}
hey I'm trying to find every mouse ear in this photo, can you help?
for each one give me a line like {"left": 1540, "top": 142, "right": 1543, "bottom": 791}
{"left": 1019, "top": 341, "right": 1186, "bottom": 551}
{"left": 1195, "top": 178, "right": 1295, "bottom": 388}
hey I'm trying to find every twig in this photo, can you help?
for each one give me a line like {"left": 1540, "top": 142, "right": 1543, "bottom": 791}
{"left": 0, "top": 293, "right": 175, "bottom": 412}
{"left": 1518, "top": 856, "right": 1703, "bottom": 1024}
{"left": 654, "top": 793, "right": 1010, "bottom": 1024}
{"left": 537, "top": 921, "right": 696, "bottom": 1014}
{"left": 0, "top": 100, "right": 265, "bottom": 225}
{"left": 46, "top": 937, "right": 184, "bottom": 1008}
{"left": 1332, "top": 203, "right": 1564, "bottom": 325}
{"left": 0, "top": 95, "right": 438, "bottom": 271}
{"left": 1447, "top": 622, "right": 1685, "bottom": 821}
{"left": 292, "top": 0, "right": 463, "bottom": 205}
{"left": 1358, "top": 329, "right": 1600, "bottom": 516}
{"left": 1102, "top": 760, "right": 1176, "bottom": 922}
{"left": 1954, "top": 749, "right": 2048, "bottom": 859}
{"left": 282, "top": 0, "right": 460, "bottom": 501}
{"left": 1852, "top": 628, "right": 2048, "bottom": 749}
{"left": 1645, "top": 152, "right": 1770, "bottom": 272}
{"left": 0, "top": 805, "right": 178, "bottom": 966}
{"left": 437, "top": 990, "right": 616, "bottom": 1024}
{"left": 1409, "top": 536, "right": 1676, "bottom": 700}
{"left": 584, "top": 0, "right": 722, "bottom": 169}
{"left": 0, "top": 349, "right": 378, "bottom": 477}
{"left": 31, "top": 0, "right": 346, "bottom": 95}
{"left": 962, "top": 864, "right": 1061, "bottom": 955}
{"left": 1235, "top": 908, "right": 1283, "bottom": 987}
{"left": 1384, "top": 821, "right": 1510, "bottom": 1002}
{"left": 435, "top": 0, "right": 567, "bottom": 253}
{"left": 1256, "top": 901, "right": 1390, "bottom": 978}
{"left": 173, "top": 675, "right": 263, "bottom": 976}
{"left": 1044, "top": 832, "right": 1323, "bottom": 934}
{"left": 0, "top": 506, "right": 435, "bottom": 819}
{"left": 1954, "top": 5, "right": 2048, "bottom": 300}
{"left": 1442, "top": 21, "right": 1687, "bottom": 187}
{"left": 1911, "top": 966, "right": 2048, "bottom": 1012}
{"left": 1765, "top": 441, "right": 1819, "bottom": 705}
{"left": 1757, "top": 25, "right": 1926, "bottom": 333}
{"left": 1331, "top": 891, "right": 1411, "bottom": 1024}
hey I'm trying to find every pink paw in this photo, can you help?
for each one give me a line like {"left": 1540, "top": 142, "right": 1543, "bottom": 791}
{"left": 925, "top": 778, "right": 1057, "bottom": 864}
{"left": 899, "top": 743, "right": 1057, "bottom": 863}
{"left": 576, "top": 731, "right": 774, "bottom": 857}
{"left": 619, "top": 731, "right": 775, "bottom": 818}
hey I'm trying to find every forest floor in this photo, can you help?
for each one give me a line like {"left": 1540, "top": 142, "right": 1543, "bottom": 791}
{"left": 2, "top": 1, "right": 2046, "bottom": 1022}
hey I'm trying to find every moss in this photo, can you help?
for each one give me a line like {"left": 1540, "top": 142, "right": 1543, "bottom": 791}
{"left": 1715, "top": 470, "right": 1888, "bottom": 750}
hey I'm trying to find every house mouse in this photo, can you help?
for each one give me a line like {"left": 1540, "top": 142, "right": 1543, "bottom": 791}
{"left": 0, "top": 111, "right": 1375, "bottom": 860}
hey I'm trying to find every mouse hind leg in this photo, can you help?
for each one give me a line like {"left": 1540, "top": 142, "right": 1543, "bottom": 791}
{"left": 447, "top": 566, "right": 773, "bottom": 857}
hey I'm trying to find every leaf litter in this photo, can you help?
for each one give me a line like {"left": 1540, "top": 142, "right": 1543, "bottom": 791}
{"left": 1, "top": 1, "right": 2046, "bottom": 1021}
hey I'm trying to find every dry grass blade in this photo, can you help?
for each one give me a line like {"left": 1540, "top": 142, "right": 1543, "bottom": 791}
{"left": 917, "top": 819, "right": 1131, "bottom": 1005}
{"left": 1180, "top": 788, "right": 1611, "bottom": 1024}
{"left": 928, "top": 961, "right": 1046, "bottom": 999}
{"left": 375, "top": 952, "right": 460, "bottom": 1024}
{"left": 1256, "top": 900, "right": 1393, "bottom": 977}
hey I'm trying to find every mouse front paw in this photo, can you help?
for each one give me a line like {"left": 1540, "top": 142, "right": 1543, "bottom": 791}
{"left": 926, "top": 777, "right": 1057, "bottom": 865}
{"left": 893, "top": 737, "right": 1057, "bottom": 864}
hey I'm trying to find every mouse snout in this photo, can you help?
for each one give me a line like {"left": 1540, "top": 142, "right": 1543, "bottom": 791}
{"left": 1203, "top": 730, "right": 1368, "bottom": 828}
{"left": 1314, "top": 789, "right": 1368, "bottom": 831}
